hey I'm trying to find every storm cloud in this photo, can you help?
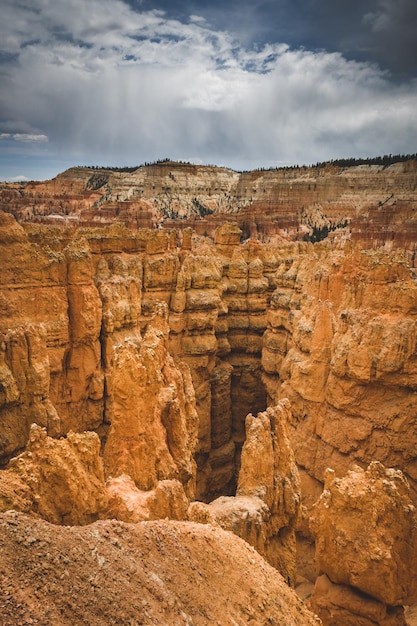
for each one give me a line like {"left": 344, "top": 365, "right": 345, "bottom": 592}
{"left": 1, "top": 0, "right": 416, "bottom": 180}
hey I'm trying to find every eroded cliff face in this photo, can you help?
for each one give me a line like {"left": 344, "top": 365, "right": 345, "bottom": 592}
{"left": 262, "top": 242, "right": 417, "bottom": 500}
{"left": 189, "top": 400, "right": 301, "bottom": 585}
{"left": 1, "top": 211, "right": 417, "bottom": 502}
{"left": 1, "top": 159, "right": 417, "bottom": 256}
{"left": 1, "top": 180, "right": 417, "bottom": 622}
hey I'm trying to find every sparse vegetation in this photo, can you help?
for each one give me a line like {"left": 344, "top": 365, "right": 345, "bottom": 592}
{"left": 74, "top": 153, "right": 417, "bottom": 177}
{"left": 78, "top": 165, "right": 140, "bottom": 172}
{"left": 239, "top": 153, "right": 417, "bottom": 174}
{"left": 192, "top": 198, "right": 213, "bottom": 217}
{"left": 314, "top": 154, "right": 417, "bottom": 168}
{"left": 303, "top": 225, "right": 329, "bottom": 243}
{"left": 76, "top": 158, "right": 196, "bottom": 172}
{"left": 303, "top": 219, "right": 349, "bottom": 243}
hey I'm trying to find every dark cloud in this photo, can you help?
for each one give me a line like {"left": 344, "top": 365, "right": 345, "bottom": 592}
{"left": 298, "top": 0, "right": 417, "bottom": 78}
{"left": 362, "top": 0, "right": 417, "bottom": 78}
{"left": 0, "top": 0, "right": 416, "bottom": 180}
{"left": 132, "top": 0, "right": 417, "bottom": 79}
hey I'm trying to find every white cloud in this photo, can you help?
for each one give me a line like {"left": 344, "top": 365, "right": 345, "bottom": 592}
{"left": 13, "top": 133, "right": 48, "bottom": 143}
{"left": 3, "top": 175, "right": 31, "bottom": 182}
{"left": 189, "top": 15, "right": 207, "bottom": 25}
{"left": 1, "top": 0, "right": 416, "bottom": 173}
{"left": 0, "top": 132, "right": 48, "bottom": 143}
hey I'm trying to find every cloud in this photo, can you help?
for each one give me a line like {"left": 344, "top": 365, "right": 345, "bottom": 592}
{"left": 0, "top": 132, "right": 48, "bottom": 143}
{"left": 13, "top": 134, "right": 48, "bottom": 143}
{"left": 0, "top": 0, "right": 416, "bottom": 176}
{"left": 133, "top": 0, "right": 417, "bottom": 79}
{"left": 362, "top": 0, "right": 417, "bottom": 76}
{"left": 3, "top": 175, "right": 31, "bottom": 182}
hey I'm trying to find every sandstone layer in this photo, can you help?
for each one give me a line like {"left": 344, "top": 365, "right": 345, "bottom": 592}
{"left": 0, "top": 211, "right": 302, "bottom": 581}
{"left": 1, "top": 211, "right": 417, "bottom": 517}
{"left": 1, "top": 159, "right": 416, "bottom": 257}
{"left": 262, "top": 242, "right": 417, "bottom": 512}
{"left": 1, "top": 157, "right": 417, "bottom": 623}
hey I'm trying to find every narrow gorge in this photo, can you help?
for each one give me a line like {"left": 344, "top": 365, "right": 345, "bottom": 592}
{"left": 1, "top": 158, "right": 417, "bottom": 625}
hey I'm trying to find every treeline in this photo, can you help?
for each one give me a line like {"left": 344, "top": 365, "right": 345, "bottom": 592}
{"left": 242, "top": 153, "right": 417, "bottom": 174}
{"left": 78, "top": 165, "right": 139, "bottom": 172}
{"left": 77, "top": 158, "right": 196, "bottom": 172}
{"left": 315, "top": 153, "right": 417, "bottom": 168}
{"left": 77, "top": 153, "right": 417, "bottom": 175}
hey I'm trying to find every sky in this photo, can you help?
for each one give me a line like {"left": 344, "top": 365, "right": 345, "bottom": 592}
{"left": 1, "top": 0, "right": 417, "bottom": 181}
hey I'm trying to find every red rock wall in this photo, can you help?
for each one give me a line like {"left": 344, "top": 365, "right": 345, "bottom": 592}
{"left": 1, "top": 211, "right": 417, "bottom": 522}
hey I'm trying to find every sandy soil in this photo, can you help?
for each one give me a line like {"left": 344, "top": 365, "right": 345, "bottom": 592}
{"left": 0, "top": 511, "right": 319, "bottom": 626}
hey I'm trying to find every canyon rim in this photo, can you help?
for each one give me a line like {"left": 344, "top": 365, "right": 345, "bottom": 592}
{"left": 0, "top": 156, "right": 417, "bottom": 625}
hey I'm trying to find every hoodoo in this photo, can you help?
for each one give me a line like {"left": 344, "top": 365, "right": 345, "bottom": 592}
{"left": 1, "top": 157, "right": 417, "bottom": 625}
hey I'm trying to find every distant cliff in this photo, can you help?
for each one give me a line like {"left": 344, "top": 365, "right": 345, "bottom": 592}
{"left": 1, "top": 158, "right": 416, "bottom": 260}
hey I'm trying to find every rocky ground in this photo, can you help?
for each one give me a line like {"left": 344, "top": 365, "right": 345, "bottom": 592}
{"left": 407, "top": 606, "right": 417, "bottom": 625}
{"left": 294, "top": 579, "right": 417, "bottom": 625}
{"left": 0, "top": 511, "right": 320, "bottom": 626}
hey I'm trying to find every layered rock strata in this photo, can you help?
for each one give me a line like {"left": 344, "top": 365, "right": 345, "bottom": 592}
{"left": 1, "top": 212, "right": 417, "bottom": 504}
{"left": 0, "top": 306, "right": 199, "bottom": 526}
{"left": 262, "top": 244, "right": 417, "bottom": 513}
{"left": 1, "top": 201, "right": 417, "bottom": 613}
{"left": 1, "top": 159, "right": 416, "bottom": 257}
{"left": 0, "top": 213, "right": 294, "bottom": 581}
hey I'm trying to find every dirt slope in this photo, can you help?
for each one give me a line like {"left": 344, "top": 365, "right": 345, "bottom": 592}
{"left": 0, "top": 511, "right": 320, "bottom": 626}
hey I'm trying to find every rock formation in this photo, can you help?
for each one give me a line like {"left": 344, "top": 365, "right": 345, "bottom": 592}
{"left": 105, "top": 475, "right": 189, "bottom": 523}
{"left": 0, "top": 424, "right": 107, "bottom": 525}
{"left": 309, "top": 462, "right": 417, "bottom": 624}
{"left": 102, "top": 302, "right": 198, "bottom": 498}
{"left": 189, "top": 400, "right": 301, "bottom": 584}
{"left": 1, "top": 156, "right": 417, "bottom": 623}
{"left": 310, "top": 575, "right": 406, "bottom": 626}
{"left": 1, "top": 158, "right": 416, "bottom": 256}
{"left": 260, "top": 239, "right": 417, "bottom": 579}
{"left": 1, "top": 211, "right": 417, "bottom": 508}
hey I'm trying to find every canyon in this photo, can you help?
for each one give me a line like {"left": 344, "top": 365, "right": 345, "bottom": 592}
{"left": 0, "top": 157, "right": 417, "bottom": 625}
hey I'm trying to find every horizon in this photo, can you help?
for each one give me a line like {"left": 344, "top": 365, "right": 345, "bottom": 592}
{"left": 2, "top": 152, "right": 416, "bottom": 184}
{"left": 1, "top": 0, "right": 417, "bottom": 182}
